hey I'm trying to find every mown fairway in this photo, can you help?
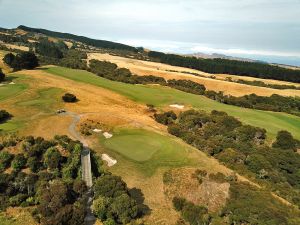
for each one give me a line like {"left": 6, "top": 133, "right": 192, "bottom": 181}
{"left": 0, "top": 74, "right": 63, "bottom": 133}
{"left": 0, "top": 82, "right": 27, "bottom": 101}
{"left": 46, "top": 67, "right": 300, "bottom": 139}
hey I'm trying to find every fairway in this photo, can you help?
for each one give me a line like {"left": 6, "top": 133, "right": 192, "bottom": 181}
{"left": 16, "top": 87, "right": 63, "bottom": 112}
{"left": 0, "top": 82, "right": 27, "bottom": 101}
{"left": 46, "top": 67, "right": 300, "bottom": 140}
{"left": 101, "top": 128, "right": 193, "bottom": 175}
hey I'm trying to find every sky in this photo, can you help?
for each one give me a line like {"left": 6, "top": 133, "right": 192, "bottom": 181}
{"left": 0, "top": 0, "right": 300, "bottom": 66}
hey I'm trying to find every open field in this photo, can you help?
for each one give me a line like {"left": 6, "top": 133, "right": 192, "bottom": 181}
{"left": 46, "top": 66, "right": 300, "bottom": 140}
{"left": 88, "top": 53, "right": 300, "bottom": 97}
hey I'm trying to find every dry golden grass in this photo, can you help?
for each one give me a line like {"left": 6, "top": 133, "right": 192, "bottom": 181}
{"left": 1, "top": 43, "right": 29, "bottom": 51}
{"left": 11, "top": 69, "right": 164, "bottom": 138}
{"left": 88, "top": 53, "right": 300, "bottom": 97}
{"left": 3, "top": 207, "right": 38, "bottom": 225}
{"left": 0, "top": 50, "right": 12, "bottom": 73}
{"left": 64, "top": 41, "right": 73, "bottom": 48}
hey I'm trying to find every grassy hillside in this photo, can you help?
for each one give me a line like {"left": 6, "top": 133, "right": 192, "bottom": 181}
{"left": 46, "top": 66, "right": 300, "bottom": 139}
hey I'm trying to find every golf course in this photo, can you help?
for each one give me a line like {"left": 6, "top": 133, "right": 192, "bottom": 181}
{"left": 46, "top": 66, "right": 300, "bottom": 140}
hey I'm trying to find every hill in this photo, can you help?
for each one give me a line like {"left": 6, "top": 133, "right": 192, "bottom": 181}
{"left": 14, "top": 25, "right": 138, "bottom": 52}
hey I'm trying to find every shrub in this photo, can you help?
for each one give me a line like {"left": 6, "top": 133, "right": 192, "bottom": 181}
{"left": 11, "top": 154, "right": 27, "bottom": 172}
{"left": 0, "top": 151, "right": 13, "bottom": 172}
{"left": 0, "top": 110, "right": 11, "bottom": 123}
{"left": 272, "top": 130, "right": 297, "bottom": 150}
{"left": 62, "top": 93, "right": 77, "bottom": 102}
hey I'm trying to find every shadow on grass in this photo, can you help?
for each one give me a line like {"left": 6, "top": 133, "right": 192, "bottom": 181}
{"left": 129, "top": 187, "right": 152, "bottom": 217}
{"left": 3, "top": 75, "right": 19, "bottom": 82}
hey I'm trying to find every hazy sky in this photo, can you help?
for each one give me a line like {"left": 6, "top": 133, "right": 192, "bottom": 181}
{"left": 1, "top": 0, "right": 300, "bottom": 65}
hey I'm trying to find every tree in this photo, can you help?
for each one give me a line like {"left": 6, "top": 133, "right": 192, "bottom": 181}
{"left": 11, "top": 154, "right": 27, "bottom": 172}
{"left": 3, "top": 53, "right": 15, "bottom": 66}
{"left": 0, "top": 151, "right": 13, "bottom": 172}
{"left": 4, "top": 52, "right": 39, "bottom": 71}
{"left": 62, "top": 93, "right": 77, "bottom": 103}
{"left": 272, "top": 130, "right": 297, "bottom": 150}
{"left": 0, "top": 69, "right": 5, "bottom": 82}
{"left": 36, "top": 39, "right": 64, "bottom": 59}
{"left": 92, "top": 196, "right": 111, "bottom": 220}
{"left": 110, "top": 193, "right": 138, "bottom": 224}
{"left": 26, "top": 156, "right": 41, "bottom": 173}
{"left": 94, "top": 175, "right": 128, "bottom": 198}
{"left": 43, "top": 147, "right": 62, "bottom": 170}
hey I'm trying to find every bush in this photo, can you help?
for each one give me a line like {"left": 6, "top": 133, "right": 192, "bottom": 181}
{"left": 11, "top": 154, "right": 27, "bottom": 172}
{"left": 0, "top": 151, "right": 13, "bottom": 172}
{"left": 0, "top": 110, "right": 11, "bottom": 123}
{"left": 272, "top": 130, "right": 297, "bottom": 150}
{"left": 62, "top": 93, "right": 77, "bottom": 102}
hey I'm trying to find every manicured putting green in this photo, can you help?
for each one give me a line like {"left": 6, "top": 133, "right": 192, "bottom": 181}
{"left": 102, "top": 129, "right": 163, "bottom": 161}
{"left": 101, "top": 129, "right": 192, "bottom": 175}
{"left": 46, "top": 67, "right": 300, "bottom": 139}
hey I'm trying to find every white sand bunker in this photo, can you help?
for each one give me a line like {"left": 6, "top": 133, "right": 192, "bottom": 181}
{"left": 102, "top": 154, "right": 117, "bottom": 167}
{"left": 9, "top": 82, "right": 15, "bottom": 85}
{"left": 0, "top": 84, "right": 5, "bottom": 86}
{"left": 103, "top": 132, "right": 113, "bottom": 139}
{"left": 93, "top": 128, "right": 102, "bottom": 133}
{"left": 169, "top": 104, "right": 185, "bottom": 109}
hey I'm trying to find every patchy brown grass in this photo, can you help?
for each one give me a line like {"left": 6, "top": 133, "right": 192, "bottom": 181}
{"left": 3, "top": 207, "right": 38, "bottom": 225}
{"left": 164, "top": 168, "right": 229, "bottom": 212}
{"left": 10, "top": 69, "right": 164, "bottom": 139}
{"left": 88, "top": 53, "right": 300, "bottom": 97}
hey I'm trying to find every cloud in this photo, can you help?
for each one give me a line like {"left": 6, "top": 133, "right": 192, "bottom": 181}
{"left": 0, "top": 0, "right": 299, "bottom": 65}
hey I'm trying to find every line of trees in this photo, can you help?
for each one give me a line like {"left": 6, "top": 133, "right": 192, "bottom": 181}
{"left": 148, "top": 51, "right": 300, "bottom": 83}
{"left": 3, "top": 52, "right": 39, "bottom": 71}
{"left": 89, "top": 59, "right": 300, "bottom": 117}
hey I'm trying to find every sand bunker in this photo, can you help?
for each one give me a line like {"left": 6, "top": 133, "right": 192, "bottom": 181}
{"left": 93, "top": 128, "right": 102, "bottom": 133}
{"left": 169, "top": 104, "right": 185, "bottom": 109}
{"left": 9, "top": 82, "right": 15, "bottom": 85}
{"left": 101, "top": 154, "right": 117, "bottom": 167}
{"left": 103, "top": 132, "right": 113, "bottom": 139}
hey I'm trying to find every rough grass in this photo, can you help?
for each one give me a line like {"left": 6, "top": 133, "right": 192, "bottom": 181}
{"left": 46, "top": 67, "right": 300, "bottom": 140}
{"left": 100, "top": 128, "right": 193, "bottom": 176}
